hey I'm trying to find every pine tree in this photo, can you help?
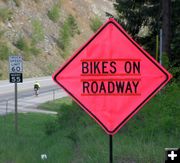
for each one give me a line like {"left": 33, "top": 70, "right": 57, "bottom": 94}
{"left": 110, "top": 0, "right": 160, "bottom": 57}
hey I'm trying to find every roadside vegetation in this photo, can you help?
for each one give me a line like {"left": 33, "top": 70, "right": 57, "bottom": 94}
{"left": 47, "top": 4, "right": 60, "bottom": 23}
{"left": 0, "top": 30, "right": 11, "bottom": 60}
{"left": 14, "top": 19, "right": 44, "bottom": 60}
{"left": 13, "top": 0, "right": 21, "bottom": 7}
{"left": 90, "top": 16, "right": 103, "bottom": 32}
{"left": 0, "top": 80, "right": 179, "bottom": 162}
{"left": 15, "top": 36, "right": 40, "bottom": 60}
{"left": 0, "top": 7, "right": 12, "bottom": 22}
{"left": 0, "top": 41, "right": 10, "bottom": 60}
{"left": 31, "top": 19, "right": 44, "bottom": 44}
{"left": 58, "top": 15, "right": 79, "bottom": 58}
{"left": 0, "top": 0, "right": 88, "bottom": 79}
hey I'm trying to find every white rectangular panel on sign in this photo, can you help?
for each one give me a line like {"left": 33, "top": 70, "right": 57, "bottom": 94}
{"left": 9, "top": 56, "right": 23, "bottom": 73}
{"left": 9, "top": 56, "right": 23, "bottom": 83}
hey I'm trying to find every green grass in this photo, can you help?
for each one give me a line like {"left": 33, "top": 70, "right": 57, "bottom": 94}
{"left": 47, "top": 5, "right": 60, "bottom": 23}
{"left": 0, "top": 113, "right": 74, "bottom": 163}
{"left": 0, "top": 82, "right": 179, "bottom": 162}
{"left": 32, "top": 19, "right": 44, "bottom": 44}
{"left": 90, "top": 16, "right": 103, "bottom": 32}
{"left": 38, "top": 82, "right": 180, "bottom": 163}
{"left": 38, "top": 97, "right": 72, "bottom": 112}
{"left": 0, "top": 8, "right": 12, "bottom": 22}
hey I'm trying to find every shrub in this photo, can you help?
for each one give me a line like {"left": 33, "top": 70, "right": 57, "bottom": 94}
{"left": 57, "top": 102, "right": 83, "bottom": 129}
{"left": 0, "top": 43, "right": 10, "bottom": 60}
{"left": 32, "top": 19, "right": 44, "bottom": 44}
{"left": 0, "top": 30, "right": 4, "bottom": 36}
{"left": 29, "top": 45, "right": 41, "bottom": 56}
{"left": 15, "top": 36, "right": 40, "bottom": 60}
{"left": 90, "top": 16, "right": 103, "bottom": 32}
{"left": 47, "top": 63, "right": 55, "bottom": 75}
{"left": 34, "top": 0, "right": 40, "bottom": 3}
{"left": 15, "top": 37, "right": 31, "bottom": 60}
{"left": 58, "top": 15, "right": 79, "bottom": 57}
{"left": 16, "top": 37, "right": 29, "bottom": 52}
{"left": 0, "top": 8, "right": 12, "bottom": 22}
{"left": 47, "top": 5, "right": 60, "bottom": 22}
{"left": 58, "top": 21, "right": 70, "bottom": 51}
{"left": 44, "top": 120, "right": 58, "bottom": 136}
{"left": 13, "top": 0, "right": 21, "bottom": 7}
{"left": 67, "top": 15, "right": 79, "bottom": 36}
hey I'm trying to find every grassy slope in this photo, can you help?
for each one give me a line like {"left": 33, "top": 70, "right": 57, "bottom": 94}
{"left": 0, "top": 113, "right": 74, "bottom": 163}
{"left": 0, "top": 82, "right": 179, "bottom": 163}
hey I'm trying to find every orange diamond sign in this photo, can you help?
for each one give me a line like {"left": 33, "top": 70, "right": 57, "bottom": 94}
{"left": 53, "top": 18, "right": 172, "bottom": 135}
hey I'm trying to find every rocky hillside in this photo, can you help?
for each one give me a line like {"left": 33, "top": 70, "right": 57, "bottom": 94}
{"left": 0, "top": 0, "right": 115, "bottom": 79}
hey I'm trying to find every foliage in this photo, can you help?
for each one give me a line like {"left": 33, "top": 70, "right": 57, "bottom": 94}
{"left": 29, "top": 45, "right": 40, "bottom": 56}
{"left": 38, "top": 82, "right": 180, "bottom": 162}
{"left": 0, "top": 8, "right": 12, "bottom": 22}
{"left": 111, "top": 0, "right": 180, "bottom": 66}
{"left": 38, "top": 97, "right": 72, "bottom": 112}
{"left": 0, "top": 63, "right": 2, "bottom": 79}
{"left": 31, "top": 19, "right": 44, "bottom": 44}
{"left": 0, "top": 42, "right": 10, "bottom": 60}
{"left": 56, "top": 101, "right": 84, "bottom": 130}
{"left": 171, "top": 0, "right": 180, "bottom": 63}
{"left": 90, "top": 16, "right": 103, "bottom": 32}
{"left": 16, "top": 37, "right": 29, "bottom": 52}
{"left": 109, "top": 1, "right": 160, "bottom": 56}
{"left": 162, "top": 53, "right": 170, "bottom": 69}
{"left": 0, "top": 82, "right": 179, "bottom": 162}
{"left": 33, "top": 0, "right": 40, "bottom": 3}
{"left": 168, "top": 60, "right": 180, "bottom": 82}
{"left": 13, "top": 0, "right": 21, "bottom": 7}
{"left": 58, "top": 15, "right": 79, "bottom": 57}
{"left": 47, "top": 63, "right": 55, "bottom": 75}
{"left": 58, "top": 21, "right": 70, "bottom": 51}
{"left": 47, "top": 5, "right": 60, "bottom": 22}
{"left": 44, "top": 120, "right": 58, "bottom": 136}
{"left": 0, "top": 31, "right": 11, "bottom": 60}
{"left": 15, "top": 36, "right": 40, "bottom": 60}
{"left": 0, "top": 30, "right": 4, "bottom": 38}
{"left": 129, "top": 82, "right": 180, "bottom": 137}
{"left": 0, "top": 113, "right": 74, "bottom": 163}
{"left": 67, "top": 15, "right": 80, "bottom": 36}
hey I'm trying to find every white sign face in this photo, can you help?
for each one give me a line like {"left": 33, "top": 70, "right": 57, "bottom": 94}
{"left": 9, "top": 56, "right": 23, "bottom": 73}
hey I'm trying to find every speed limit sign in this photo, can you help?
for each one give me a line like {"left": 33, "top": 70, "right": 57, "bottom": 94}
{"left": 9, "top": 56, "right": 23, "bottom": 83}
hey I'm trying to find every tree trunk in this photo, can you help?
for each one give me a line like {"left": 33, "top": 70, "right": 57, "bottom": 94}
{"left": 162, "top": 0, "right": 172, "bottom": 62}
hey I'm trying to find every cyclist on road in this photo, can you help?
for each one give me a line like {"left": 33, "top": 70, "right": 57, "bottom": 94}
{"left": 34, "top": 81, "right": 40, "bottom": 96}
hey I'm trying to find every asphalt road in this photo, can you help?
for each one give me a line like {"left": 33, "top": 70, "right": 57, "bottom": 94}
{"left": 0, "top": 76, "right": 67, "bottom": 115}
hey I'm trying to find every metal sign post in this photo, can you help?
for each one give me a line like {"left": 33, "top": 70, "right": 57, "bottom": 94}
{"left": 109, "top": 135, "right": 113, "bottom": 163}
{"left": 15, "top": 82, "right": 18, "bottom": 134}
{"left": 9, "top": 56, "right": 23, "bottom": 134}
